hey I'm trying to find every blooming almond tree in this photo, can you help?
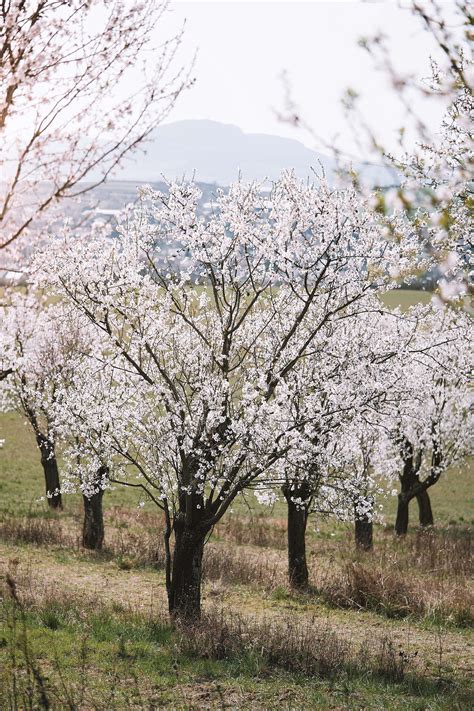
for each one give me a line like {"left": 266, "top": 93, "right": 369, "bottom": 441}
{"left": 40, "top": 174, "right": 421, "bottom": 619}
{"left": 267, "top": 305, "right": 415, "bottom": 583}
{"left": 0, "top": 293, "right": 91, "bottom": 509}
{"left": 321, "top": 422, "right": 399, "bottom": 552}
{"left": 362, "top": 1, "right": 473, "bottom": 300}
{"left": 391, "top": 305, "right": 473, "bottom": 535}
{"left": 370, "top": 48, "right": 473, "bottom": 302}
{"left": 365, "top": 0, "right": 474, "bottom": 299}
{"left": 0, "top": 292, "right": 110, "bottom": 547}
{"left": 0, "top": 0, "right": 189, "bottom": 272}
{"left": 330, "top": 303, "right": 473, "bottom": 537}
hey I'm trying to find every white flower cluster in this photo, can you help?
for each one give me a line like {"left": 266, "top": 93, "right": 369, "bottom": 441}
{"left": 1, "top": 174, "right": 471, "bottom": 532}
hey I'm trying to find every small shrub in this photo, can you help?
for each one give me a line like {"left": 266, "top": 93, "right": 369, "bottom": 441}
{"left": 271, "top": 585, "right": 290, "bottom": 601}
{"left": 39, "top": 607, "right": 62, "bottom": 630}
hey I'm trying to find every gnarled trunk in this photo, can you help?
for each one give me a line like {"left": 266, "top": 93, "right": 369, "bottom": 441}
{"left": 416, "top": 490, "right": 434, "bottom": 527}
{"left": 168, "top": 520, "right": 206, "bottom": 620}
{"left": 283, "top": 483, "right": 310, "bottom": 589}
{"left": 37, "top": 434, "right": 62, "bottom": 510}
{"left": 82, "top": 489, "right": 104, "bottom": 550}
{"left": 395, "top": 438, "right": 421, "bottom": 536}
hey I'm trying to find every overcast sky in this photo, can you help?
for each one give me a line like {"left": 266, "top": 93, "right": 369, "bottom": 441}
{"left": 160, "top": 0, "right": 451, "bottom": 157}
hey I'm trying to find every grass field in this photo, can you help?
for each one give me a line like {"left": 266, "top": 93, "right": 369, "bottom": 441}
{"left": 1, "top": 290, "right": 472, "bottom": 710}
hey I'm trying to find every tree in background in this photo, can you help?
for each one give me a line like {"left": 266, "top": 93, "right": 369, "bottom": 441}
{"left": 0, "top": 292, "right": 110, "bottom": 548}
{"left": 0, "top": 0, "right": 190, "bottom": 273}
{"left": 323, "top": 424, "right": 396, "bottom": 552}
{"left": 391, "top": 306, "right": 473, "bottom": 535}
{"left": 79, "top": 457, "right": 109, "bottom": 551}
{"left": 270, "top": 300, "right": 472, "bottom": 576}
{"left": 52, "top": 346, "right": 128, "bottom": 551}
{"left": 271, "top": 306, "right": 412, "bottom": 581}
{"left": 0, "top": 294, "right": 91, "bottom": 509}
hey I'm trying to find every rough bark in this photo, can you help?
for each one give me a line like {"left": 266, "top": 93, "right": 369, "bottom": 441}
{"left": 82, "top": 489, "right": 105, "bottom": 550}
{"left": 283, "top": 483, "right": 310, "bottom": 589}
{"left": 416, "top": 489, "right": 434, "bottom": 527}
{"left": 37, "top": 434, "right": 62, "bottom": 510}
{"left": 82, "top": 467, "right": 108, "bottom": 550}
{"left": 168, "top": 517, "right": 206, "bottom": 620}
{"left": 395, "top": 495, "right": 410, "bottom": 536}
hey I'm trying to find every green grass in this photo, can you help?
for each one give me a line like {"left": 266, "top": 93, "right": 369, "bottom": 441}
{"left": 1, "top": 593, "right": 471, "bottom": 710}
{"left": 0, "top": 410, "right": 141, "bottom": 517}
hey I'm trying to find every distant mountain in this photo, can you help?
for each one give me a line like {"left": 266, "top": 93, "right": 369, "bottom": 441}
{"left": 111, "top": 120, "right": 396, "bottom": 187}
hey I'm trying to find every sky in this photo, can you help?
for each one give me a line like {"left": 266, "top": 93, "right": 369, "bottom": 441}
{"left": 159, "top": 0, "right": 452, "bottom": 157}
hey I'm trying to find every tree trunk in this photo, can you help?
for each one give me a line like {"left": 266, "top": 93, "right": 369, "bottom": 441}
{"left": 37, "top": 435, "right": 62, "bottom": 510}
{"left": 168, "top": 523, "right": 206, "bottom": 621}
{"left": 395, "top": 494, "right": 410, "bottom": 536}
{"left": 416, "top": 489, "right": 434, "bottom": 527}
{"left": 395, "top": 438, "right": 423, "bottom": 536}
{"left": 355, "top": 515, "right": 373, "bottom": 551}
{"left": 354, "top": 496, "right": 374, "bottom": 550}
{"left": 283, "top": 483, "right": 310, "bottom": 589}
{"left": 82, "top": 489, "right": 104, "bottom": 550}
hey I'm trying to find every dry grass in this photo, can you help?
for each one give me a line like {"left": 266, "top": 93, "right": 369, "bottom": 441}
{"left": 2, "top": 574, "right": 419, "bottom": 689}
{"left": 315, "top": 560, "right": 473, "bottom": 626}
{"left": 1, "top": 539, "right": 473, "bottom": 709}
{"left": 310, "top": 527, "right": 473, "bottom": 627}
{"left": 109, "top": 525, "right": 167, "bottom": 570}
{"left": 0, "top": 510, "right": 472, "bottom": 628}
{"left": 178, "top": 609, "right": 414, "bottom": 682}
{"left": 202, "top": 525, "right": 474, "bottom": 628}
{"left": 214, "top": 514, "right": 287, "bottom": 549}
{"left": 0, "top": 515, "right": 74, "bottom": 548}
{"left": 399, "top": 527, "right": 472, "bottom": 577}
{"left": 178, "top": 607, "right": 433, "bottom": 685}
{"left": 203, "top": 543, "right": 285, "bottom": 589}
